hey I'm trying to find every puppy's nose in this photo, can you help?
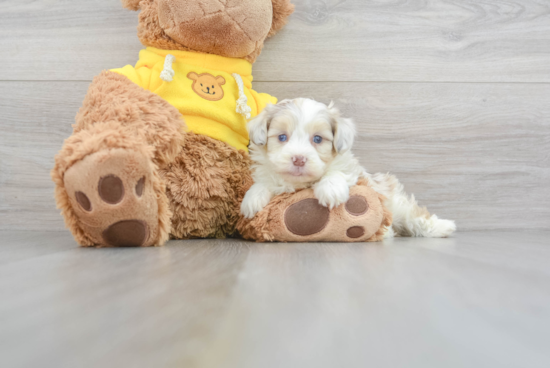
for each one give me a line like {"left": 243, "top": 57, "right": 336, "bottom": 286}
{"left": 292, "top": 156, "right": 307, "bottom": 167}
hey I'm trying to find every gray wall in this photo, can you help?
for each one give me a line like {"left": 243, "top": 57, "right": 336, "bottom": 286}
{"left": 1, "top": 0, "right": 549, "bottom": 231}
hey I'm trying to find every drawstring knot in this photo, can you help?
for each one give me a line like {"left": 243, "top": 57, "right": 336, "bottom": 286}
{"left": 232, "top": 73, "right": 252, "bottom": 120}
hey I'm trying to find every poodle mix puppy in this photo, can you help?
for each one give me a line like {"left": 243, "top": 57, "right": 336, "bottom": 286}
{"left": 241, "top": 98, "right": 456, "bottom": 238}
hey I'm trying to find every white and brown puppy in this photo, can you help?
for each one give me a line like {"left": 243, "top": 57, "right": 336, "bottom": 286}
{"left": 241, "top": 98, "right": 456, "bottom": 238}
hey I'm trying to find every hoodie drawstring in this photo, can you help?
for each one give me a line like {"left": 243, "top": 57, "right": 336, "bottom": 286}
{"left": 232, "top": 73, "right": 252, "bottom": 120}
{"left": 160, "top": 54, "right": 176, "bottom": 82}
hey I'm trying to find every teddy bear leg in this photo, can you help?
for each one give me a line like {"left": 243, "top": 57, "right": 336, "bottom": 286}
{"left": 52, "top": 71, "right": 184, "bottom": 246}
{"left": 52, "top": 126, "right": 172, "bottom": 247}
{"left": 238, "top": 180, "right": 393, "bottom": 243}
{"left": 159, "top": 133, "right": 252, "bottom": 239}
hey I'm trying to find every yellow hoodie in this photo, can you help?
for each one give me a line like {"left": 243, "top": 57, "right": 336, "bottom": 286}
{"left": 112, "top": 47, "right": 277, "bottom": 152}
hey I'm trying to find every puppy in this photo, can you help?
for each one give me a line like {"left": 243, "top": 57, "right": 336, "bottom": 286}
{"left": 241, "top": 98, "right": 456, "bottom": 238}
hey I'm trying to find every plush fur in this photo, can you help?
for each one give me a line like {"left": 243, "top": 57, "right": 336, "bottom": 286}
{"left": 269, "top": 0, "right": 296, "bottom": 37}
{"left": 74, "top": 71, "right": 185, "bottom": 167}
{"left": 160, "top": 132, "right": 253, "bottom": 239}
{"left": 126, "top": 0, "right": 294, "bottom": 63}
{"left": 121, "top": 0, "right": 142, "bottom": 11}
{"left": 242, "top": 98, "right": 456, "bottom": 238}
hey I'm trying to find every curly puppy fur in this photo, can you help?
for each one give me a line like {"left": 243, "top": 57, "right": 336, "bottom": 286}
{"left": 122, "top": 0, "right": 294, "bottom": 63}
{"left": 161, "top": 132, "right": 253, "bottom": 239}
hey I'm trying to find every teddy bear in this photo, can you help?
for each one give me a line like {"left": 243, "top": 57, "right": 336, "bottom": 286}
{"left": 52, "top": 0, "right": 390, "bottom": 247}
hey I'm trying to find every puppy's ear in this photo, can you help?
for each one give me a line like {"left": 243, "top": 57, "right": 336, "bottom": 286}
{"left": 247, "top": 107, "right": 272, "bottom": 146}
{"left": 248, "top": 100, "right": 295, "bottom": 146}
{"left": 121, "top": 0, "right": 142, "bottom": 11}
{"left": 329, "top": 102, "right": 356, "bottom": 153}
{"left": 269, "top": 0, "right": 295, "bottom": 37}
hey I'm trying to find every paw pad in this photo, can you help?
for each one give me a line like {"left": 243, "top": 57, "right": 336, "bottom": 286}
{"left": 345, "top": 195, "right": 369, "bottom": 216}
{"left": 102, "top": 220, "right": 149, "bottom": 247}
{"left": 135, "top": 177, "right": 145, "bottom": 197}
{"left": 63, "top": 148, "right": 160, "bottom": 247}
{"left": 346, "top": 226, "right": 365, "bottom": 239}
{"left": 75, "top": 191, "right": 92, "bottom": 211}
{"left": 98, "top": 175, "right": 124, "bottom": 204}
{"left": 284, "top": 197, "right": 369, "bottom": 239}
{"left": 260, "top": 184, "right": 386, "bottom": 242}
{"left": 285, "top": 198, "right": 329, "bottom": 236}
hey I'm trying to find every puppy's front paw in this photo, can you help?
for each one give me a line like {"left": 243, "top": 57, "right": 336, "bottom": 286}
{"left": 314, "top": 180, "right": 350, "bottom": 210}
{"left": 241, "top": 185, "right": 272, "bottom": 219}
{"left": 241, "top": 199, "right": 264, "bottom": 219}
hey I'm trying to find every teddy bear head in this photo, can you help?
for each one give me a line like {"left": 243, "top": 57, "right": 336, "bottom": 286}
{"left": 121, "top": 0, "right": 294, "bottom": 63}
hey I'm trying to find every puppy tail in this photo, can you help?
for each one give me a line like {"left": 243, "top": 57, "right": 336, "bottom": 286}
{"left": 365, "top": 172, "right": 457, "bottom": 238}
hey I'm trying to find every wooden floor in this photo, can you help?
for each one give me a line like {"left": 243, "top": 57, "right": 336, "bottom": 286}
{"left": 1, "top": 231, "right": 549, "bottom": 368}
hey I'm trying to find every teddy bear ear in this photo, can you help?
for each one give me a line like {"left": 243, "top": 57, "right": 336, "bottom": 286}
{"left": 269, "top": 0, "right": 295, "bottom": 37}
{"left": 121, "top": 0, "right": 142, "bottom": 11}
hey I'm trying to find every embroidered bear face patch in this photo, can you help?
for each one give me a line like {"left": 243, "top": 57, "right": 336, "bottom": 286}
{"left": 187, "top": 72, "right": 226, "bottom": 101}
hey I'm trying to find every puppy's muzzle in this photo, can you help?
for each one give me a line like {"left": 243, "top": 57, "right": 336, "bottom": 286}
{"left": 292, "top": 156, "right": 307, "bottom": 167}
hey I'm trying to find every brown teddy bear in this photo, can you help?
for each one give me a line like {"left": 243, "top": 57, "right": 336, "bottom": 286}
{"left": 52, "top": 0, "right": 390, "bottom": 247}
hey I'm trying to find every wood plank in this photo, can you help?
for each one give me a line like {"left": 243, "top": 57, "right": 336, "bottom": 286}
{"left": 0, "top": 0, "right": 143, "bottom": 81}
{"left": 1, "top": 0, "right": 550, "bottom": 82}
{"left": 0, "top": 81, "right": 89, "bottom": 231}
{"left": 1, "top": 81, "right": 549, "bottom": 231}
{"left": 0, "top": 233, "right": 252, "bottom": 368}
{"left": 0, "top": 231, "right": 75, "bottom": 266}
{"left": 1, "top": 231, "right": 549, "bottom": 368}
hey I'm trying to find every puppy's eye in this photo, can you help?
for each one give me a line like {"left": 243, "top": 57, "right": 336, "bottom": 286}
{"left": 278, "top": 134, "right": 288, "bottom": 142}
{"left": 212, "top": 85, "right": 215, "bottom": 89}
{"left": 313, "top": 135, "right": 323, "bottom": 144}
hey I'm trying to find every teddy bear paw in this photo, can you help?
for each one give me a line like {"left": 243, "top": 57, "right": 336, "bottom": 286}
{"left": 63, "top": 148, "right": 160, "bottom": 247}
{"left": 240, "top": 184, "right": 390, "bottom": 243}
{"left": 281, "top": 191, "right": 381, "bottom": 242}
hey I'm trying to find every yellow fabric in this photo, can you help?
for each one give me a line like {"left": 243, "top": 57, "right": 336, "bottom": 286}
{"left": 112, "top": 47, "right": 277, "bottom": 152}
